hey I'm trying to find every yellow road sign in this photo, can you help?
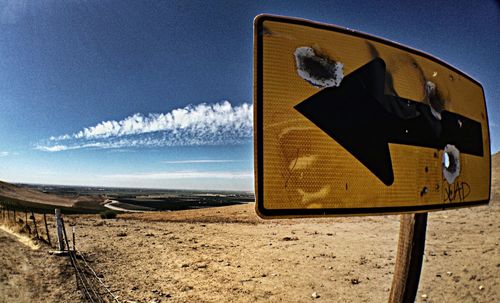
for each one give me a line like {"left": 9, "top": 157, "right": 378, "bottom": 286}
{"left": 253, "top": 15, "right": 491, "bottom": 218}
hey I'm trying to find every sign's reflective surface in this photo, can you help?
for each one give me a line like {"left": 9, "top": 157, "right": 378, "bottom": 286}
{"left": 254, "top": 15, "right": 490, "bottom": 218}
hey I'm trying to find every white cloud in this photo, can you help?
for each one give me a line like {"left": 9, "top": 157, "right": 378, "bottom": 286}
{"left": 49, "top": 134, "right": 71, "bottom": 141}
{"left": 162, "top": 159, "right": 242, "bottom": 164}
{"left": 0, "top": 151, "right": 19, "bottom": 157}
{"left": 36, "top": 141, "right": 140, "bottom": 152}
{"left": 102, "top": 170, "right": 253, "bottom": 180}
{"left": 74, "top": 101, "right": 252, "bottom": 140}
{"left": 36, "top": 101, "right": 253, "bottom": 152}
{"left": 35, "top": 145, "right": 69, "bottom": 152}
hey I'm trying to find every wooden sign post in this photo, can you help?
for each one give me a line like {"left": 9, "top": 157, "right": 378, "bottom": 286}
{"left": 389, "top": 213, "right": 428, "bottom": 303}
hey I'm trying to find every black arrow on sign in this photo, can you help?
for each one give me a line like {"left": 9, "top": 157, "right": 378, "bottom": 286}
{"left": 294, "top": 57, "right": 483, "bottom": 186}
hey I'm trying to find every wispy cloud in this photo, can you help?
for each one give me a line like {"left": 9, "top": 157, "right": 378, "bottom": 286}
{"left": 36, "top": 145, "right": 71, "bottom": 152}
{"left": 162, "top": 159, "right": 242, "bottom": 164}
{"left": 0, "top": 151, "right": 9, "bottom": 157}
{"left": 101, "top": 170, "right": 253, "bottom": 180}
{"left": 36, "top": 101, "right": 253, "bottom": 152}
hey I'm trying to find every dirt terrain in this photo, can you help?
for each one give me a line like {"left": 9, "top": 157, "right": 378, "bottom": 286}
{"left": 66, "top": 154, "right": 498, "bottom": 303}
{"left": 0, "top": 153, "right": 498, "bottom": 302}
{"left": 0, "top": 225, "right": 81, "bottom": 303}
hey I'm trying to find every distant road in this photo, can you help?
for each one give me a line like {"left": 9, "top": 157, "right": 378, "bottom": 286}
{"left": 103, "top": 199, "right": 150, "bottom": 212}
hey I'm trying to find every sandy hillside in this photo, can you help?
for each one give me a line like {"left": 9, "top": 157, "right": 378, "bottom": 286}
{"left": 0, "top": 153, "right": 498, "bottom": 303}
{"left": 0, "top": 181, "right": 104, "bottom": 208}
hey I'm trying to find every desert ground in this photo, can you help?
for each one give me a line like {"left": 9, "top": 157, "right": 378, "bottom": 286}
{"left": 0, "top": 225, "right": 81, "bottom": 303}
{"left": 1, "top": 153, "right": 498, "bottom": 303}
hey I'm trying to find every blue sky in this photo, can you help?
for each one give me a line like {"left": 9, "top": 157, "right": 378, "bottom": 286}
{"left": 0, "top": 0, "right": 498, "bottom": 191}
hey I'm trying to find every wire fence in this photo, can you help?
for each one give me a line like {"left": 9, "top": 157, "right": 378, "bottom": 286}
{"left": 0, "top": 200, "right": 121, "bottom": 303}
{"left": 0, "top": 200, "right": 52, "bottom": 245}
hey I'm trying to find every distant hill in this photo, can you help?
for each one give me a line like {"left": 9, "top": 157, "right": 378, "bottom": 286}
{"left": 493, "top": 152, "right": 500, "bottom": 172}
{"left": 0, "top": 180, "right": 105, "bottom": 213}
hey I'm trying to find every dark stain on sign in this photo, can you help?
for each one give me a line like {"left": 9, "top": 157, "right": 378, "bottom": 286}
{"left": 366, "top": 42, "right": 398, "bottom": 97}
{"left": 294, "top": 47, "right": 343, "bottom": 88}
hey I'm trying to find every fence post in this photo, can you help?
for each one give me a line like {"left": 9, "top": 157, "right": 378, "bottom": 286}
{"left": 24, "top": 211, "right": 31, "bottom": 234}
{"left": 72, "top": 226, "right": 76, "bottom": 251}
{"left": 44, "top": 213, "right": 52, "bottom": 246}
{"left": 31, "top": 211, "right": 39, "bottom": 238}
{"left": 61, "top": 217, "right": 70, "bottom": 251}
{"left": 55, "top": 209, "right": 65, "bottom": 251}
